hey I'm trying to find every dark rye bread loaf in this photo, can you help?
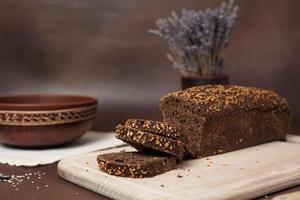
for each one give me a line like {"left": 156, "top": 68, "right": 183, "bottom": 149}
{"left": 97, "top": 152, "right": 176, "bottom": 178}
{"left": 115, "top": 125, "right": 185, "bottom": 160}
{"left": 125, "top": 119, "right": 196, "bottom": 157}
{"left": 160, "top": 85, "right": 291, "bottom": 158}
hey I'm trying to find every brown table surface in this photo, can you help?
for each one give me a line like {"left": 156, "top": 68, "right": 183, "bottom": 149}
{"left": 0, "top": 162, "right": 299, "bottom": 200}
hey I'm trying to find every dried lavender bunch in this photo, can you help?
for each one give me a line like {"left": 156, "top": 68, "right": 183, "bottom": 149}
{"left": 149, "top": 0, "right": 239, "bottom": 78}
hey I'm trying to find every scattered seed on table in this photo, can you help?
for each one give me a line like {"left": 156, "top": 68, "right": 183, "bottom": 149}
{"left": 177, "top": 175, "right": 183, "bottom": 178}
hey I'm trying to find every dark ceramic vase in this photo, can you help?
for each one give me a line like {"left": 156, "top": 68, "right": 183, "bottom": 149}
{"left": 181, "top": 75, "right": 229, "bottom": 90}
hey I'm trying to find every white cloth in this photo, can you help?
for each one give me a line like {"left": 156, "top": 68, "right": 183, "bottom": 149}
{"left": 0, "top": 131, "right": 124, "bottom": 167}
{"left": 286, "top": 134, "right": 300, "bottom": 144}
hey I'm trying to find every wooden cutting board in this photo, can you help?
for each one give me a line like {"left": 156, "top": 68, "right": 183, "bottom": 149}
{"left": 58, "top": 138, "right": 300, "bottom": 200}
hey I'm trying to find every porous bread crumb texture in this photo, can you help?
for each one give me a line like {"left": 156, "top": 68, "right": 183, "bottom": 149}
{"left": 115, "top": 125, "right": 185, "bottom": 160}
{"left": 160, "top": 85, "right": 291, "bottom": 158}
{"left": 97, "top": 152, "right": 176, "bottom": 178}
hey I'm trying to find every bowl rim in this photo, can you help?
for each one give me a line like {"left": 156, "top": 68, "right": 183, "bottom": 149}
{"left": 0, "top": 94, "right": 97, "bottom": 111}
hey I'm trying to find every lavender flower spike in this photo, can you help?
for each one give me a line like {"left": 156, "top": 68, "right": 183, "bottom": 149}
{"left": 149, "top": 0, "right": 239, "bottom": 78}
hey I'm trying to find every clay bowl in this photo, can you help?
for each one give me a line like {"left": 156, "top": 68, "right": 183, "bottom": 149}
{"left": 0, "top": 94, "right": 97, "bottom": 148}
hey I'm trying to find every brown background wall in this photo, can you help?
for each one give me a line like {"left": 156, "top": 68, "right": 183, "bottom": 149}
{"left": 0, "top": 0, "right": 299, "bottom": 131}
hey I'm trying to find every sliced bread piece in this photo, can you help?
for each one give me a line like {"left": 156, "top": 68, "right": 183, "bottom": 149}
{"left": 125, "top": 118, "right": 183, "bottom": 139}
{"left": 97, "top": 151, "right": 176, "bottom": 178}
{"left": 115, "top": 125, "right": 185, "bottom": 160}
{"left": 125, "top": 118, "right": 196, "bottom": 158}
